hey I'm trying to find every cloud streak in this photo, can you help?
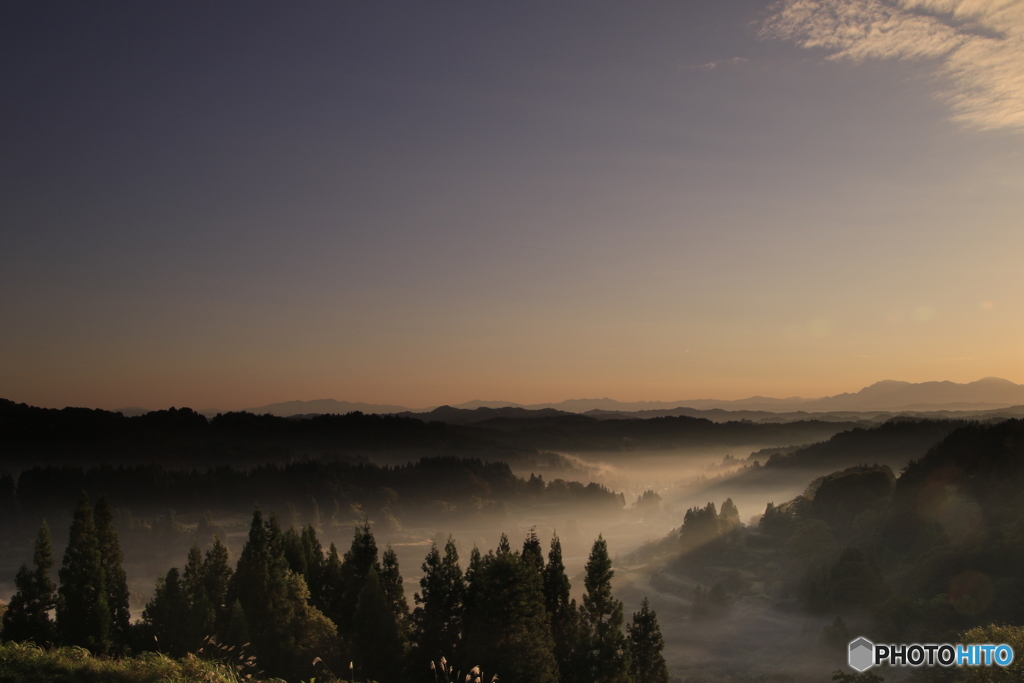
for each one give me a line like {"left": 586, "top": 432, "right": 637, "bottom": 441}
{"left": 760, "top": 0, "right": 1024, "bottom": 131}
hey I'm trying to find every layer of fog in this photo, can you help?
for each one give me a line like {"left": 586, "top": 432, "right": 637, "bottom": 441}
{"left": 0, "top": 442, "right": 878, "bottom": 682}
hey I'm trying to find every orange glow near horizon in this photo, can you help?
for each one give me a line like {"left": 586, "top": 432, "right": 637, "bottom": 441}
{"left": 3, "top": 3, "right": 1022, "bottom": 414}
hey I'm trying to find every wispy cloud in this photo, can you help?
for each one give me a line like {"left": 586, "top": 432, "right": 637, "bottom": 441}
{"left": 703, "top": 57, "right": 749, "bottom": 69}
{"left": 685, "top": 57, "right": 749, "bottom": 70}
{"left": 760, "top": 0, "right": 1024, "bottom": 131}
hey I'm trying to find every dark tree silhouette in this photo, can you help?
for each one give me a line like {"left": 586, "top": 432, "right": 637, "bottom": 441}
{"left": 182, "top": 542, "right": 215, "bottom": 648}
{"left": 461, "top": 537, "right": 558, "bottom": 683}
{"left": 579, "top": 535, "right": 630, "bottom": 683}
{"left": 226, "top": 511, "right": 298, "bottom": 674}
{"left": 203, "top": 536, "right": 233, "bottom": 633}
{"left": 412, "top": 537, "right": 464, "bottom": 674}
{"left": 543, "top": 533, "right": 579, "bottom": 683}
{"left": 143, "top": 567, "right": 188, "bottom": 655}
{"left": 318, "top": 542, "right": 344, "bottom": 626}
{"left": 58, "top": 492, "right": 111, "bottom": 651}
{"left": 680, "top": 502, "right": 719, "bottom": 549}
{"left": 627, "top": 597, "right": 668, "bottom": 683}
{"left": 522, "top": 528, "right": 545, "bottom": 573}
{"left": 301, "top": 525, "right": 326, "bottom": 607}
{"left": 2, "top": 521, "right": 57, "bottom": 644}
{"left": 353, "top": 569, "right": 404, "bottom": 683}
{"left": 719, "top": 498, "right": 741, "bottom": 530}
{"left": 337, "top": 518, "right": 381, "bottom": 637}
{"left": 381, "top": 545, "right": 410, "bottom": 639}
{"left": 94, "top": 495, "right": 131, "bottom": 646}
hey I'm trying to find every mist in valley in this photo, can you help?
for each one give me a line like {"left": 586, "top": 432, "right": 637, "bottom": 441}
{"left": 0, "top": 442, "right": 875, "bottom": 682}
{"left": 3, "top": 399, "right": 1024, "bottom": 683}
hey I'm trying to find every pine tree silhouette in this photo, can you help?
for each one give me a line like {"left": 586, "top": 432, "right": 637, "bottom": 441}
{"left": 627, "top": 597, "right": 669, "bottom": 683}
{"left": 543, "top": 533, "right": 580, "bottom": 683}
{"left": 412, "top": 537, "right": 464, "bottom": 675}
{"left": 579, "top": 535, "right": 630, "bottom": 683}
{"left": 58, "top": 492, "right": 111, "bottom": 651}
{"left": 94, "top": 495, "right": 130, "bottom": 647}
{"left": 2, "top": 521, "right": 57, "bottom": 644}
{"left": 353, "top": 569, "right": 404, "bottom": 683}
{"left": 460, "top": 534, "right": 559, "bottom": 683}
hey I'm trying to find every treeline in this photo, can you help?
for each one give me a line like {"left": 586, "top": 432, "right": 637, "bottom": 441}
{"left": 428, "top": 413, "right": 857, "bottom": 452}
{"left": 1, "top": 399, "right": 862, "bottom": 468}
{"left": 0, "top": 400, "right": 498, "bottom": 468}
{"left": 2, "top": 495, "right": 668, "bottom": 683}
{"left": 679, "top": 498, "right": 741, "bottom": 551}
{"left": 691, "top": 417, "right": 969, "bottom": 502}
{"left": 6, "top": 457, "right": 623, "bottom": 522}
{"left": 758, "top": 417, "right": 965, "bottom": 471}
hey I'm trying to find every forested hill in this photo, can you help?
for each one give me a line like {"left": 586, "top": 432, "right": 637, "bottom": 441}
{"left": 893, "top": 417, "right": 1024, "bottom": 508}
{"left": 657, "top": 418, "right": 1024, "bottom": 671}
{"left": 449, "top": 414, "right": 858, "bottom": 451}
{"left": 2, "top": 399, "right": 861, "bottom": 469}
{"left": 688, "top": 417, "right": 969, "bottom": 499}
{"left": 759, "top": 419, "right": 1024, "bottom": 642}
{"left": 0, "top": 400, "right": 498, "bottom": 467}
{"left": 758, "top": 417, "right": 967, "bottom": 471}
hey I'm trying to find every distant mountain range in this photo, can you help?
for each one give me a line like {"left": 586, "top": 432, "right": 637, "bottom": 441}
{"left": 231, "top": 398, "right": 410, "bottom": 418}
{"left": 205, "top": 377, "right": 1024, "bottom": 418}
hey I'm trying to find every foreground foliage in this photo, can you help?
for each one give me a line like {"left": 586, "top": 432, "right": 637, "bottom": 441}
{"left": 0, "top": 642, "right": 259, "bottom": 683}
{"left": 4, "top": 498, "right": 666, "bottom": 683}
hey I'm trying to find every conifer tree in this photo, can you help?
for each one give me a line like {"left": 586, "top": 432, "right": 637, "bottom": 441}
{"left": 337, "top": 519, "right": 381, "bottom": 636}
{"left": 579, "top": 535, "right": 630, "bottom": 683}
{"left": 183, "top": 542, "right": 215, "bottom": 646}
{"left": 462, "top": 545, "right": 485, "bottom": 617}
{"left": 2, "top": 521, "right": 57, "bottom": 644}
{"left": 222, "top": 511, "right": 339, "bottom": 680}
{"left": 461, "top": 542, "right": 487, "bottom": 667}
{"left": 380, "top": 545, "right": 410, "bottom": 639}
{"left": 282, "top": 570, "right": 341, "bottom": 682}
{"left": 143, "top": 567, "right": 189, "bottom": 655}
{"left": 460, "top": 536, "right": 558, "bottom": 683}
{"left": 522, "top": 528, "right": 545, "bottom": 574}
{"left": 496, "top": 533, "right": 511, "bottom": 554}
{"left": 204, "top": 536, "right": 232, "bottom": 632}
{"left": 719, "top": 498, "right": 741, "bottom": 531}
{"left": 283, "top": 526, "right": 308, "bottom": 576}
{"left": 680, "top": 502, "right": 719, "bottom": 549}
{"left": 627, "top": 597, "right": 669, "bottom": 683}
{"left": 223, "top": 598, "right": 249, "bottom": 646}
{"left": 227, "top": 510, "right": 298, "bottom": 674}
{"left": 319, "top": 542, "right": 344, "bottom": 622}
{"left": 94, "top": 495, "right": 131, "bottom": 644}
{"left": 143, "top": 543, "right": 217, "bottom": 654}
{"left": 544, "top": 534, "right": 579, "bottom": 682}
{"left": 439, "top": 537, "right": 464, "bottom": 638}
{"left": 412, "top": 537, "right": 464, "bottom": 671}
{"left": 229, "top": 510, "right": 270, "bottom": 620}
{"left": 353, "top": 569, "right": 404, "bottom": 683}
{"left": 58, "top": 492, "right": 111, "bottom": 651}
{"left": 301, "top": 524, "right": 326, "bottom": 606}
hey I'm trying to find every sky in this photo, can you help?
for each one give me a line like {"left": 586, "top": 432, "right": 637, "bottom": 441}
{"left": 2, "top": 0, "right": 1022, "bottom": 411}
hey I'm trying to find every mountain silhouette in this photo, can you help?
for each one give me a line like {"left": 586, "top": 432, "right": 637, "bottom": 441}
{"left": 232, "top": 398, "right": 412, "bottom": 418}
{"left": 218, "top": 378, "right": 1024, "bottom": 417}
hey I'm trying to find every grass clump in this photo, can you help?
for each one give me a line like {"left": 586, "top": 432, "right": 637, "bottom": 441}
{"left": 0, "top": 642, "right": 265, "bottom": 683}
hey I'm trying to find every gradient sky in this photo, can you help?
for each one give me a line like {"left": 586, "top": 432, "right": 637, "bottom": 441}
{"left": 2, "top": 0, "right": 1022, "bottom": 411}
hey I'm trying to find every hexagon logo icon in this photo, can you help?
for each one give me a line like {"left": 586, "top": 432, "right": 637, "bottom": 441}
{"left": 849, "top": 637, "right": 875, "bottom": 672}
